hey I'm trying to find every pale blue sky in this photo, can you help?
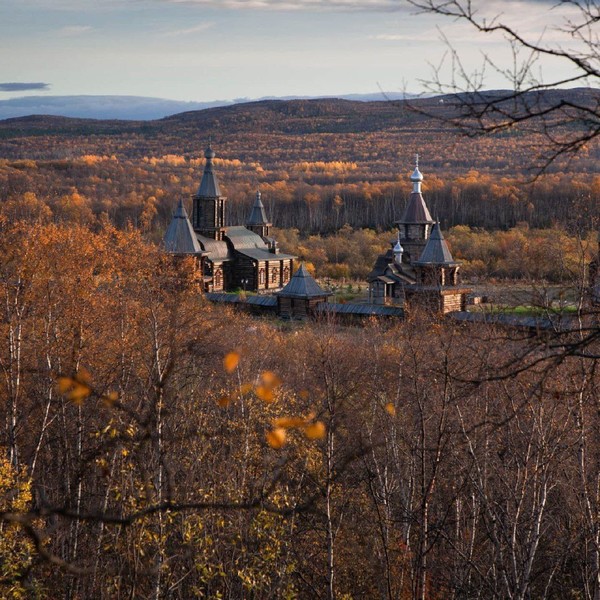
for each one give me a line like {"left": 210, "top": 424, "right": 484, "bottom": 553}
{"left": 1, "top": 0, "right": 589, "bottom": 101}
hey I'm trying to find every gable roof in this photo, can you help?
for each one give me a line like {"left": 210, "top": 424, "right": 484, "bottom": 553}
{"left": 195, "top": 145, "right": 222, "bottom": 198}
{"left": 164, "top": 199, "right": 203, "bottom": 255}
{"left": 277, "top": 264, "right": 331, "bottom": 298}
{"left": 414, "top": 222, "right": 457, "bottom": 265}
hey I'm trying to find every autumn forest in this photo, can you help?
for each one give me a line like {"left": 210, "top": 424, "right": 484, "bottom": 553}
{"left": 0, "top": 93, "right": 599, "bottom": 599}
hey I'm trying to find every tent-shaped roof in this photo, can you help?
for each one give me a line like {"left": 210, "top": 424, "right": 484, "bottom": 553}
{"left": 398, "top": 158, "right": 434, "bottom": 224}
{"left": 399, "top": 191, "right": 434, "bottom": 224}
{"left": 414, "top": 222, "right": 457, "bottom": 265}
{"left": 164, "top": 199, "right": 203, "bottom": 255}
{"left": 277, "top": 264, "right": 331, "bottom": 298}
{"left": 195, "top": 145, "right": 222, "bottom": 198}
{"left": 247, "top": 190, "right": 271, "bottom": 226}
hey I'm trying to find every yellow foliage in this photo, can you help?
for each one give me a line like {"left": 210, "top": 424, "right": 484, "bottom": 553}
{"left": 272, "top": 416, "right": 308, "bottom": 429}
{"left": 266, "top": 428, "right": 287, "bottom": 449}
{"left": 0, "top": 451, "right": 38, "bottom": 598}
{"left": 223, "top": 351, "right": 240, "bottom": 373}
{"left": 261, "top": 371, "right": 281, "bottom": 388}
{"left": 255, "top": 385, "right": 275, "bottom": 403}
{"left": 57, "top": 368, "right": 92, "bottom": 405}
{"left": 303, "top": 421, "right": 326, "bottom": 440}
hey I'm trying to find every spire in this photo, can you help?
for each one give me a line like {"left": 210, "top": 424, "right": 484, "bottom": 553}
{"left": 196, "top": 144, "right": 221, "bottom": 198}
{"left": 410, "top": 153, "right": 424, "bottom": 193}
{"left": 414, "top": 222, "right": 457, "bottom": 265}
{"left": 400, "top": 156, "right": 433, "bottom": 224}
{"left": 164, "top": 199, "right": 202, "bottom": 254}
{"left": 247, "top": 189, "right": 270, "bottom": 226}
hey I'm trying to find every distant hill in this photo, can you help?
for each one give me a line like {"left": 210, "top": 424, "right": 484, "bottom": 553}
{"left": 0, "top": 95, "right": 233, "bottom": 121}
{"left": 1, "top": 88, "right": 597, "bottom": 143}
{"left": 0, "top": 92, "right": 420, "bottom": 121}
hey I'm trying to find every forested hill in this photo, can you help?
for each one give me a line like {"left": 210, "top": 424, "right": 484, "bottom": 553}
{"left": 2, "top": 87, "right": 599, "bottom": 138}
{"left": 0, "top": 97, "right": 428, "bottom": 139}
{"left": 0, "top": 89, "right": 598, "bottom": 234}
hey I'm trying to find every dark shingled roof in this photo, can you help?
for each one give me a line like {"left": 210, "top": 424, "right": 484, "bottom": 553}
{"left": 225, "top": 226, "right": 270, "bottom": 250}
{"left": 195, "top": 146, "right": 221, "bottom": 198}
{"left": 205, "top": 292, "right": 242, "bottom": 304}
{"left": 450, "top": 311, "right": 577, "bottom": 332}
{"left": 414, "top": 222, "right": 457, "bottom": 265}
{"left": 399, "top": 192, "right": 434, "bottom": 224}
{"left": 277, "top": 264, "right": 331, "bottom": 298}
{"left": 205, "top": 293, "right": 278, "bottom": 307}
{"left": 237, "top": 247, "right": 296, "bottom": 261}
{"left": 164, "top": 199, "right": 203, "bottom": 255}
{"left": 316, "top": 303, "right": 404, "bottom": 318}
{"left": 225, "top": 226, "right": 295, "bottom": 261}
{"left": 197, "top": 235, "right": 232, "bottom": 262}
{"left": 248, "top": 295, "right": 278, "bottom": 307}
{"left": 247, "top": 191, "right": 271, "bottom": 226}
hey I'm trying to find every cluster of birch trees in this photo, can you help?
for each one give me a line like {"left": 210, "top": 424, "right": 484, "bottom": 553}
{"left": 0, "top": 220, "right": 598, "bottom": 598}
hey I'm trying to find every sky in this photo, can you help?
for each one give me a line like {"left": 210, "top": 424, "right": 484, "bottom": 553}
{"left": 0, "top": 0, "right": 591, "bottom": 102}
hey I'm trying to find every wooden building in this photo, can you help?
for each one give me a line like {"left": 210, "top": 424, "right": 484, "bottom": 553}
{"left": 368, "top": 157, "right": 471, "bottom": 313}
{"left": 165, "top": 146, "right": 295, "bottom": 293}
{"left": 276, "top": 264, "right": 331, "bottom": 319}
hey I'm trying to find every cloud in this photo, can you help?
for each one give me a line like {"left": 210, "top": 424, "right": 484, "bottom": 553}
{"left": 164, "top": 0, "right": 407, "bottom": 11}
{"left": 57, "top": 25, "right": 93, "bottom": 36}
{"left": 160, "top": 22, "right": 215, "bottom": 36}
{"left": 0, "top": 82, "right": 51, "bottom": 92}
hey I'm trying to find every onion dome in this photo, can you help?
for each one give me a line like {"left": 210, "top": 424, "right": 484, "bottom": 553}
{"left": 400, "top": 155, "right": 434, "bottom": 224}
{"left": 205, "top": 145, "right": 216, "bottom": 159}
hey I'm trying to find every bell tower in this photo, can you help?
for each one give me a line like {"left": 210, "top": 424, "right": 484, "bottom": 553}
{"left": 192, "top": 146, "right": 226, "bottom": 240}
{"left": 395, "top": 154, "right": 435, "bottom": 264}
{"left": 246, "top": 189, "right": 272, "bottom": 239}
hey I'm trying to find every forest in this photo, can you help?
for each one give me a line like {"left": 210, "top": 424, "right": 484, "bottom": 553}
{"left": 0, "top": 220, "right": 596, "bottom": 599}
{"left": 0, "top": 220, "right": 597, "bottom": 599}
{"left": 0, "top": 93, "right": 598, "bottom": 239}
{"left": 0, "top": 92, "right": 599, "bottom": 599}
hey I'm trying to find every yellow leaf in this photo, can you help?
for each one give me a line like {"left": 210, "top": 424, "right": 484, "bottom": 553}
{"left": 240, "top": 383, "right": 254, "bottom": 395}
{"left": 217, "top": 395, "right": 231, "bottom": 407}
{"left": 102, "top": 391, "right": 119, "bottom": 407}
{"left": 57, "top": 376, "right": 73, "bottom": 394}
{"left": 273, "top": 416, "right": 307, "bottom": 429}
{"left": 299, "top": 389, "right": 310, "bottom": 400}
{"left": 223, "top": 351, "right": 240, "bottom": 373}
{"left": 385, "top": 403, "right": 396, "bottom": 416}
{"left": 261, "top": 371, "right": 281, "bottom": 388}
{"left": 304, "top": 421, "right": 326, "bottom": 440}
{"left": 77, "top": 367, "right": 92, "bottom": 385}
{"left": 266, "top": 428, "right": 286, "bottom": 449}
{"left": 255, "top": 385, "right": 275, "bottom": 403}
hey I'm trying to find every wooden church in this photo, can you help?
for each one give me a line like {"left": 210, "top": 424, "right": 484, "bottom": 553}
{"left": 368, "top": 157, "right": 471, "bottom": 314}
{"left": 164, "top": 146, "right": 295, "bottom": 293}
